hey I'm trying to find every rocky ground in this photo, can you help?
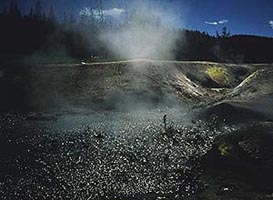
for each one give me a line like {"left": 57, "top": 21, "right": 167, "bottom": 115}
{"left": 0, "top": 60, "right": 273, "bottom": 199}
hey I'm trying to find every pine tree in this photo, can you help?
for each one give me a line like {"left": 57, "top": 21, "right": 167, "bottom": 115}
{"left": 68, "top": 13, "right": 76, "bottom": 28}
{"left": 221, "top": 26, "right": 230, "bottom": 38}
{"left": 48, "top": 6, "right": 56, "bottom": 23}
{"left": 2, "top": 7, "right": 7, "bottom": 15}
{"left": 42, "top": 12, "right": 46, "bottom": 20}
{"left": 96, "top": 0, "right": 104, "bottom": 24}
{"left": 13, "top": 0, "right": 20, "bottom": 16}
{"left": 28, "top": 7, "right": 34, "bottom": 18}
{"left": 34, "top": 0, "right": 42, "bottom": 19}
{"left": 9, "top": 0, "right": 15, "bottom": 15}
{"left": 62, "top": 11, "right": 68, "bottom": 26}
{"left": 9, "top": 0, "right": 21, "bottom": 17}
{"left": 216, "top": 30, "right": 220, "bottom": 38}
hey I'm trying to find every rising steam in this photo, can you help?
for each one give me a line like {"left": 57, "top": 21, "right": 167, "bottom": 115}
{"left": 100, "top": 3, "right": 179, "bottom": 60}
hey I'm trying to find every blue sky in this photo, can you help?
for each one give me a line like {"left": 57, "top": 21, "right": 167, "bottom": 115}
{"left": 184, "top": 0, "right": 273, "bottom": 37}
{"left": 1, "top": 0, "right": 273, "bottom": 37}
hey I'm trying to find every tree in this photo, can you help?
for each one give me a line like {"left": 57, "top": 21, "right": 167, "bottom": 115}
{"left": 68, "top": 13, "right": 76, "bottom": 28}
{"left": 48, "top": 6, "right": 56, "bottom": 23}
{"left": 2, "top": 7, "right": 8, "bottom": 15}
{"left": 62, "top": 11, "right": 76, "bottom": 29}
{"left": 62, "top": 11, "right": 68, "bottom": 26}
{"left": 96, "top": 0, "right": 104, "bottom": 24}
{"left": 42, "top": 12, "right": 46, "bottom": 21}
{"left": 216, "top": 30, "right": 220, "bottom": 38}
{"left": 9, "top": 0, "right": 21, "bottom": 17}
{"left": 28, "top": 7, "right": 34, "bottom": 18}
{"left": 221, "top": 26, "right": 230, "bottom": 38}
{"left": 34, "top": 0, "right": 42, "bottom": 19}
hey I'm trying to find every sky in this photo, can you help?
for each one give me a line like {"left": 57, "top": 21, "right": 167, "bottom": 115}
{"left": 1, "top": 0, "right": 273, "bottom": 37}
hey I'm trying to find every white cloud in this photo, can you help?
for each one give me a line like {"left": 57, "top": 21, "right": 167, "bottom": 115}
{"left": 79, "top": 7, "right": 125, "bottom": 18}
{"left": 270, "top": 20, "right": 273, "bottom": 28}
{"left": 205, "top": 21, "right": 218, "bottom": 26}
{"left": 79, "top": 7, "right": 92, "bottom": 16}
{"left": 218, "top": 19, "right": 229, "bottom": 24}
{"left": 103, "top": 8, "right": 125, "bottom": 17}
{"left": 205, "top": 19, "right": 229, "bottom": 26}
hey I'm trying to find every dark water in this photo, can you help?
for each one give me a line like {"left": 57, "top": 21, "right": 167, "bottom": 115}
{"left": 0, "top": 108, "right": 236, "bottom": 199}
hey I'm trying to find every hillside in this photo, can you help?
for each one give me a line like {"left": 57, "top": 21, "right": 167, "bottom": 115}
{"left": 1, "top": 60, "right": 273, "bottom": 199}
{"left": 0, "top": 60, "right": 272, "bottom": 121}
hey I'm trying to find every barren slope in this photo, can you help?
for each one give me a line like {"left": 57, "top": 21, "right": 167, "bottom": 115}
{"left": 1, "top": 60, "right": 273, "bottom": 199}
{"left": 2, "top": 59, "right": 271, "bottom": 113}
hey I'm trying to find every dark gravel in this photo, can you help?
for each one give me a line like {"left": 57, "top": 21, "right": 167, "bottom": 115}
{"left": 0, "top": 108, "right": 236, "bottom": 200}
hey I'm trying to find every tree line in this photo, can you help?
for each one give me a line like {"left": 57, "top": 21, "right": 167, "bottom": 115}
{"left": 0, "top": 0, "right": 273, "bottom": 63}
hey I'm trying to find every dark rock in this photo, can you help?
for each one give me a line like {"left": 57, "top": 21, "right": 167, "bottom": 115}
{"left": 201, "top": 122, "right": 273, "bottom": 192}
{"left": 198, "top": 102, "right": 268, "bottom": 124}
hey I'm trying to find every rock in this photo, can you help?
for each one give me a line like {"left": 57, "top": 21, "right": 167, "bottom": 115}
{"left": 198, "top": 101, "right": 271, "bottom": 124}
{"left": 201, "top": 122, "right": 273, "bottom": 192}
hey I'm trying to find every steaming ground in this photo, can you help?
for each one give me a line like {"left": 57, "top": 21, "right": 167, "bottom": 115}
{"left": 2, "top": 59, "right": 268, "bottom": 111}
{"left": 0, "top": 60, "right": 273, "bottom": 199}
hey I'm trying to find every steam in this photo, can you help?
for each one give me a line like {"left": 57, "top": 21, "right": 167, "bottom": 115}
{"left": 95, "top": 3, "right": 184, "bottom": 112}
{"left": 100, "top": 3, "right": 179, "bottom": 60}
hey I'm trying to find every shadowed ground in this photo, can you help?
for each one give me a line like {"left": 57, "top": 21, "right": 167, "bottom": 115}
{"left": 0, "top": 60, "right": 273, "bottom": 199}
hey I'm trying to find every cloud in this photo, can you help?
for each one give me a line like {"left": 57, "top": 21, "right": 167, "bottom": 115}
{"left": 79, "top": 7, "right": 92, "bottom": 16}
{"left": 270, "top": 20, "right": 273, "bottom": 28}
{"left": 79, "top": 7, "right": 125, "bottom": 18}
{"left": 103, "top": 8, "right": 125, "bottom": 17}
{"left": 205, "top": 21, "right": 218, "bottom": 25}
{"left": 205, "top": 19, "right": 229, "bottom": 26}
{"left": 218, "top": 19, "right": 229, "bottom": 24}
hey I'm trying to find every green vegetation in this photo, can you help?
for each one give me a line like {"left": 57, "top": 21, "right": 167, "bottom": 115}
{"left": 206, "top": 66, "right": 231, "bottom": 87}
{"left": 218, "top": 143, "right": 231, "bottom": 156}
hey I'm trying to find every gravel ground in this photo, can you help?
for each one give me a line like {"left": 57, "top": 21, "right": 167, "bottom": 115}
{"left": 0, "top": 108, "right": 236, "bottom": 200}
